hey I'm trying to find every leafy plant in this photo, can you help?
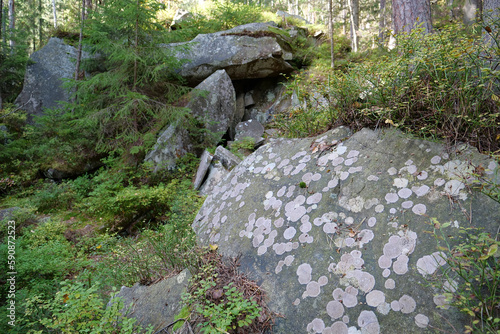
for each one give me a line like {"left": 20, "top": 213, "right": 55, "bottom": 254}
{"left": 180, "top": 251, "right": 274, "bottom": 334}
{"left": 431, "top": 221, "right": 500, "bottom": 333}
{"left": 33, "top": 281, "right": 153, "bottom": 334}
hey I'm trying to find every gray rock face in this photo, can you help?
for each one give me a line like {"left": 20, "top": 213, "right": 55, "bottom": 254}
{"left": 170, "top": 9, "right": 193, "bottom": 30}
{"left": 15, "top": 38, "right": 84, "bottom": 121}
{"left": 276, "top": 10, "right": 312, "bottom": 25}
{"left": 145, "top": 70, "right": 236, "bottom": 171}
{"left": 193, "top": 127, "right": 500, "bottom": 333}
{"left": 165, "top": 22, "right": 294, "bottom": 84}
{"left": 113, "top": 270, "right": 191, "bottom": 332}
{"left": 235, "top": 119, "right": 265, "bottom": 147}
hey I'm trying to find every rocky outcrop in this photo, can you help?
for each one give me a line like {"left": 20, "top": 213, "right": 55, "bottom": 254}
{"left": 165, "top": 22, "right": 294, "bottom": 85}
{"left": 276, "top": 10, "right": 312, "bottom": 25}
{"left": 145, "top": 70, "right": 236, "bottom": 171}
{"left": 14, "top": 38, "right": 85, "bottom": 122}
{"left": 113, "top": 270, "right": 191, "bottom": 332}
{"left": 192, "top": 127, "right": 500, "bottom": 333}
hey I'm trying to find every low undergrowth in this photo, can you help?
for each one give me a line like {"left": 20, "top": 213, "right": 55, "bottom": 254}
{"left": 431, "top": 222, "right": 500, "bottom": 333}
{"left": 276, "top": 24, "right": 500, "bottom": 156}
{"left": 179, "top": 250, "right": 275, "bottom": 334}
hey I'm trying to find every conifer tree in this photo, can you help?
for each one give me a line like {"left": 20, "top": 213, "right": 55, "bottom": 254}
{"left": 68, "top": 0, "right": 189, "bottom": 164}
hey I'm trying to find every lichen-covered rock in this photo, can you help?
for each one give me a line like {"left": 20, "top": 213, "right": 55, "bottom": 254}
{"left": 165, "top": 22, "right": 293, "bottom": 84}
{"left": 145, "top": 70, "right": 235, "bottom": 171}
{"left": 193, "top": 127, "right": 500, "bottom": 333}
{"left": 113, "top": 270, "right": 190, "bottom": 332}
{"left": 15, "top": 38, "right": 86, "bottom": 121}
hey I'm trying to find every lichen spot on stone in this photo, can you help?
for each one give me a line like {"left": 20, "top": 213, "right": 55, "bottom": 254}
{"left": 297, "top": 263, "right": 312, "bottom": 284}
{"left": 306, "top": 318, "right": 325, "bottom": 333}
{"left": 399, "top": 295, "right": 417, "bottom": 314}
{"left": 415, "top": 314, "right": 429, "bottom": 328}
{"left": 366, "top": 290, "right": 385, "bottom": 307}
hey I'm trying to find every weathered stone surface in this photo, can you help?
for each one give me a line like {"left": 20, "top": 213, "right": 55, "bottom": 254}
{"left": 145, "top": 70, "right": 235, "bottom": 171}
{"left": 15, "top": 38, "right": 86, "bottom": 121}
{"left": 235, "top": 119, "right": 265, "bottom": 147}
{"left": 170, "top": 8, "right": 193, "bottom": 30}
{"left": 114, "top": 270, "right": 191, "bottom": 332}
{"left": 214, "top": 146, "right": 241, "bottom": 171}
{"left": 193, "top": 127, "right": 500, "bottom": 333}
{"left": 235, "top": 77, "right": 292, "bottom": 124}
{"left": 276, "top": 10, "right": 312, "bottom": 24}
{"left": 165, "top": 22, "right": 294, "bottom": 84}
{"left": 194, "top": 150, "right": 213, "bottom": 190}
{"left": 199, "top": 161, "right": 228, "bottom": 196}
{"left": 0, "top": 207, "right": 21, "bottom": 222}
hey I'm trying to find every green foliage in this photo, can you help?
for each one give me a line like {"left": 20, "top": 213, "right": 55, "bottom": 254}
{"left": 182, "top": 260, "right": 262, "bottom": 334}
{"left": 431, "top": 222, "right": 500, "bottom": 333}
{"left": 62, "top": 0, "right": 192, "bottom": 164}
{"left": 0, "top": 43, "right": 29, "bottom": 104}
{"left": 230, "top": 136, "right": 256, "bottom": 158}
{"left": 277, "top": 24, "right": 500, "bottom": 153}
{"left": 165, "top": 0, "right": 264, "bottom": 43}
{"left": 88, "top": 179, "right": 203, "bottom": 286}
{"left": 32, "top": 281, "right": 153, "bottom": 334}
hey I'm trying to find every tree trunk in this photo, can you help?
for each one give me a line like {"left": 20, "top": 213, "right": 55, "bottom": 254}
{"left": 75, "top": 0, "right": 85, "bottom": 82}
{"left": 38, "top": 0, "right": 42, "bottom": 48}
{"left": 0, "top": 0, "right": 3, "bottom": 47}
{"left": 391, "top": 0, "right": 432, "bottom": 35}
{"left": 52, "top": 0, "right": 57, "bottom": 28}
{"left": 379, "top": 0, "right": 386, "bottom": 44}
{"left": 329, "top": 0, "right": 334, "bottom": 68}
{"left": 2, "top": 6, "right": 6, "bottom": 45}
{"left": 463, "top": 0, "right": 479, "bottom": 24}
{"left": 133, "top": 0, "right": 138, "bottom": 90}
{"left": 347, "top": 0, "right": 358, "bottom": 52}
{"left": 8, "top": 0, "right": 14, "bottom": 49}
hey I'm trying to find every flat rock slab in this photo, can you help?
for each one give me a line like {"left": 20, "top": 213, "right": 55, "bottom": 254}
{"left": 193, "top": 127, "right": 500, "bottom": 333}
{"left": 166, "top": 22, "right": 293, "bottom": 84}
{"left": 114, "top": 270, "right": 191, "bottom": 332}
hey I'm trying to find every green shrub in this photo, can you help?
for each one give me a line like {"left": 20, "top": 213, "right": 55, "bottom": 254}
{"left": 431, "top": 222, "right": 500, "bottom": 333}
{"left": 276, "top": 24, "right": 500, "bottom": 153}
{"left": 34, "top": 281, "right": 153, "bottom": 334}
{"left": 181, "top": 255, "right": 263, "bottom": 334}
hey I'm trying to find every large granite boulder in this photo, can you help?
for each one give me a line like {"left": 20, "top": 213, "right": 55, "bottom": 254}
{"left": 193, "top": 127, "right": 500, "bottom": 333}
{"left": 145, "top": 69, "right": 236, "bottom": 171}
{"left": 113, "top": 270, "right": 191, "bottom": 332}
{"left": 165, "top": 22, "right": 294, "bottom": 85}
{"left": 15, "top": 38, "right": 85, "bottom": 121}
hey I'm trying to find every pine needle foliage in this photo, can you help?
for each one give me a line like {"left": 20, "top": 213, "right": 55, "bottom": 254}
{"left": 67, "top": 0, "right": 191, "bottom": 164}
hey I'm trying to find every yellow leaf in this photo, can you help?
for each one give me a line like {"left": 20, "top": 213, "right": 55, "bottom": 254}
{"left": 492, "top": 94, "right": 500, "bottom": 102}
{"left": 209, "top": 244, "right": 218, "bottom": 251}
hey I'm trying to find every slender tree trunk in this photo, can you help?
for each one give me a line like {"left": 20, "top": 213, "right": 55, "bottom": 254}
{"left": 392, "top": 0, "right": 432, "bottom": 35}
{"left": 2, "top": 6, "right": 6, "bottom": 45}
{"left": 52, "top": 0, "right": 57, "bottom": 28}
{"left": 347, "top": 0, "right": 358, "bottom": 52}
{"left": 463, "top": 0, "right": 479, "bottom": 24}
{"left": 38, "top": 0, "right": 42, "bottom": 48}
{"left": 8, "top": 0, "right": 14, "bottom": 49}
{"left": 0, "top": 0, "right": 3, "bottom": 48}
{"left": 74, "top": 0, "right": 85, "bottom": 81}
{"left": 379, "top": 0, "right": 386, "bottom": 44}
{"left": 133, "top": 0, "right": 138, "bottom": 90}
{"left": 329, "top": 0, "right": 334, "bottom": 68}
